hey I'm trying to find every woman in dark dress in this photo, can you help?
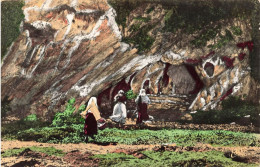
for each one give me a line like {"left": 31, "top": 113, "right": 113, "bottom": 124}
{"left": 80, "top": 97, "right": 101, "bottom": 143}
{"left": 135, "top": 89, "right": 151, "bottom": 124}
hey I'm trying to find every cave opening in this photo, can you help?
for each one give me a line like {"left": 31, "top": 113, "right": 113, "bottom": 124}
{"left": 166, "top": 64, "right": 204, "bottom": 95}
{"left": 96, "top": 62, "right": 205, "bottom": 119}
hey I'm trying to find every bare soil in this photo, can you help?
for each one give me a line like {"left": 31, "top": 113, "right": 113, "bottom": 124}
{"left": 1, "top": 140, "right": 260, "bottom": 166}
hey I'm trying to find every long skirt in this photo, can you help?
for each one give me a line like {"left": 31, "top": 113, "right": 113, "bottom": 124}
{"left": 84, "top": 113, "right": 97, "bottom": 136}
{"left": 136, "top": 103, "right": 149, "bottom": 124}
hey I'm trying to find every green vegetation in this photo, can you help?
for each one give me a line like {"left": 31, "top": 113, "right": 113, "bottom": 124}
{"left": 123, "top": 24, "right": 155, "bottom": 53}
{"left": 1, "top": 1, "right": 24, "bottom": 59}
{"left": 129, "top": 23, "right": 141, "bottom": 32}
{"left": 162, "top": 0, "right": 253, "bottom": 48}
{"left": 93, "top": 151, "right": 256, "bottom": 167}
{"left": 17, "top": 124, "right": 84, "bottom": 143}
{"left": 1, "top": 146, "right": 65, "bottom": 158}
{"left": 24, "top": 114, "right": 38, "bottom": 121}
{"left": 126, "top": 90, "right": 137, "bottom": 100}
{"left": 146, "top": 6, "right": 154, "bottom": 14}
{"left": 133, "top": 16, "right": 150, "bottom": 22}
{"left": 108, "top": 0, "right": 139, "bottom": 30}
{"left": 209, "top": 29, "right": 234, "bottom": 49}
{"left": 94, "top": 128, "right": 259, "bottom": 146}
{"left": 17, "top": 126, "right": 260, "bottom": 146}
{"left": 52, "top": 98, "right": 85, "bottom": 127}
{"left": 109, "top": 1, "right": 155, "bottom": 53}
{"left": 191, "top": 27, "right": 219, "bottom": 48}
{"left": 191, "top": 96, "right": 260, "bottom": 125}
{"left": 1, "top": 96, "right": 11, "bottom": 118}
{"left": 249, "top": 0, "right": 260, "bottom": 82}
{"left": 231, "top": 26, "right": 243, "bottom": 36}
{"left": 5, "top": 97, "right": 259, "bottom": 145}
{"left": 109, "top": 0, "right": 256, "bottom": 50}
{"left": 2, "top": 98, "right": 85, "bottom": 142}
{"left": 2, "top": 116, "right": 49, "bottom": 140}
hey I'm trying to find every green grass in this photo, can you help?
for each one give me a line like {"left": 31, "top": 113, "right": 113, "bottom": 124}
{"left": 94, "top": 128, "right": 260, "bottom": 146}
{"left": 16, "top": 126, "right": 260, "bottom": 146}
{"left": 17, "top": 124, "right": 84, "bottom": 143}
{"left": 1, "top": 0, "right": 24, "bottom": 59}
{"left": 1, "top": 146, "right": 65, "bottom": 158}
{"left": 1, "top": 119, "right": 50, "bottom": 140}
{"left": 93, "top": 151, "right": 257, "bottom": 167}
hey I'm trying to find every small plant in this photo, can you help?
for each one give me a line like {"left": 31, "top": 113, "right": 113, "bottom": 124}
{"left": 23, "top": 114, "right": 37, "bottom": 121}
{"left": 231, "top": 26, "right": 242, "bottom": 36}
{"left": 126, "top": 90, "right": 137, "bottom": 100}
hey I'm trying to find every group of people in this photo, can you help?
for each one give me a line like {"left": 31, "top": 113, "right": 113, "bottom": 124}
{"left": 80, "top": 89, "right": 151, "bottom": 143}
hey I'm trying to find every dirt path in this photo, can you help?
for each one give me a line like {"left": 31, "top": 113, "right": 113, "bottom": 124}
{"left": 1, "top": 140, "right": 159, "bottom": 154}
{"left": 2, "top": 140, "right": 260, "bottom": 166}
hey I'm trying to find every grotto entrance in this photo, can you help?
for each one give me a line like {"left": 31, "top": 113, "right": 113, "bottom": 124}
{"left": 97, "top": 63, "right": 204, "bottom": 121}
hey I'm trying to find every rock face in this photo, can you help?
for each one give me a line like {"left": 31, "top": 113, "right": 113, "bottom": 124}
{"left": 1, "top": 0, "right": 259, "bottom": 120}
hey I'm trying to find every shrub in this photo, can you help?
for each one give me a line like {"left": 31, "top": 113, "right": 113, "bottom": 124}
{"left": 126, "top": 90, "right": 137, "bottom": 100}
{"left": 23, "top": 114, "right": 37, "bottom": 121}
{"left": 52, "top": 98, "right": 84, "bottom": 127}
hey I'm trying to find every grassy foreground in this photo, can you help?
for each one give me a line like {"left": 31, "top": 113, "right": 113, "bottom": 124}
{"left": 14, "top": 126, "right": 259, "bottom": 147}
{"left": 93, "top": 151, "right": 257, "bottom": 167}
{"left": 1, "top": 146, "right": 65, "bottom": 158}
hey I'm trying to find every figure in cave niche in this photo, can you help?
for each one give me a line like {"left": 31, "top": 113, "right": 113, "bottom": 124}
{"left": 143, "top": 79, "right": 151, "bottom": 94}
{"left": 109, "top": 90, "right": 127, "bottom": 126}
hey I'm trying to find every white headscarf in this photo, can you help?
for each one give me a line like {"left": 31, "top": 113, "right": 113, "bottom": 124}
{"left": 139, "top": 89, "right": 146, "bottom": 96}
{"left": 137, "top": 89, "right": 150, "bottom": 104}
{"left": 87, "top": 97, "right": 98, "bottom": 112}
{"left": 118, "top": 90, "right": 125, "bottom": 94}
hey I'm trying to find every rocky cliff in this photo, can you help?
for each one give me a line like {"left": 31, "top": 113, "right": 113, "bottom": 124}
{"left": 1, "top": 0, "right": 260, "bottom": 121}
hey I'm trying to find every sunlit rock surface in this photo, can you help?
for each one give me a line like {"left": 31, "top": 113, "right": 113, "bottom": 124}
{"left": 1, "top": 0, "right": 258, "bottom": 120}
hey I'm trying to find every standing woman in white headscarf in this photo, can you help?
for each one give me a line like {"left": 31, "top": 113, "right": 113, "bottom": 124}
{"left": 135, "top": 89, "right": 151, "bottom": 124}
{"left": 80, "top": 97, "right": 101, "bottom": 143}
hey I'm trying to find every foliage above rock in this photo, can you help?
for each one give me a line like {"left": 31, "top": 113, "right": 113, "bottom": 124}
{"left": 1, "top": 0, "right": 24, "bottom": 59}
{"left": 108, "top": 0, "right": 258, "bottom": 52}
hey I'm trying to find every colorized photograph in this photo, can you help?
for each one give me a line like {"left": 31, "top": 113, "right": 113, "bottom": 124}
{"left": 1, "top": 0, "right": 260, "bottom": 166}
